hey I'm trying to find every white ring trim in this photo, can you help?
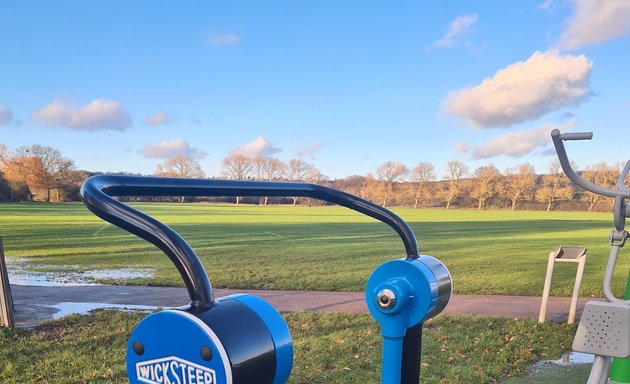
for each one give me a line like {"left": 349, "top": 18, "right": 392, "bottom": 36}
{"left": 162, "top": 309, "right": 233, "bottom": 384}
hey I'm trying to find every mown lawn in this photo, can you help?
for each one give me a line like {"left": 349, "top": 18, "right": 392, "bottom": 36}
{"left": 0, "top": 202, "right": 626, "bottom": 297}
{"left": 0, "top": 310, "right": 577, "bottom": 384}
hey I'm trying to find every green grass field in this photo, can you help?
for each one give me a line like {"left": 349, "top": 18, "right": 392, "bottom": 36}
{"left": 0, "top": 310, "right": 577, "bottom": 384}
{"left": 0, "top": 202, "right": 627, "bottom": 297}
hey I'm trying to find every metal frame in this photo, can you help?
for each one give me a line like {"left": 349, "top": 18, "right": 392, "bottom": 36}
{"left": 551, "top": 129, "right": 630, "bottom": 384}
{"left": 0, "top": 237, "right": 14, "bottom": 328}
{"left": 538, "top": 246, "right": 587, "bottom": 324}
{"left": 80, "top": 175, "right": 430, "bottom": 384}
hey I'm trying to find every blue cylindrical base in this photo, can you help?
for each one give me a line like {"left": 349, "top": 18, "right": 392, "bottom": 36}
{"left": 126, "top": 294, "right": 293, "bottom": 384}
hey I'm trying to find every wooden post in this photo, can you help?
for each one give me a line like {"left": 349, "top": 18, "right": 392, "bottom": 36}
{"left": 0, "top": 237, "right": 15, "bottom": 327}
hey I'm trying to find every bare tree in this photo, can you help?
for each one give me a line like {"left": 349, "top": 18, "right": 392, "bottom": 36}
{"left": 155, "top": 155, "right": 205, "bottom": 202}
{"left": 4, "top": 144, "right": 75, "bottom": 201}
{"left": 284, "top": 158, "right": 322, "bottom": 205}
{"left": 442, "top": 160, "right": 468, "bottom": 209}
{"left": 608, "top": 160, "right": 630, "bottom": 209}
{"left": 53, "top": 169, "right": 89, "bottom": 201}
{"left": 536, "top": 159, "right": 574, "bottom": 211}
{"left": 285, "top": 159, "right": 313, "bottom": 181}
{"left": 156, "top": 156, "right": 205, "bottom": 179}
{"left": 221, "top": 154, "right": 252, "bottom": 204}
{"left": 250, "top": 156, "right": 267, "bottom": 181}
{"left": 360, "top": 173, "right": 384, "bottom": 204}
{"left": 222, "top": 154, "right": 252, "bottom": 180}
{"left": 335, "top": 175, "right": 366, "bottom": 198}
{"left": 251, "top": 157, "right": 286, "bottom": 205}
{"left": 264, "top": 158, "right": 285, "bottom": 181}
{"left": 500, "top": 163, "right": 536, "bottom": 210}
{"left": 375, "top": 161, "right": 408, "bottom": 207}
{"left": 359, "top": 174, "right": 374, "bottom": 202}
{"left": 471, "top": 164, "right": 500, "bottom": 210}
{"left": 410, "top": 162, "right": 436, "bottom": 209}
{"left": 581, "top": 162, "right": 617, "bottom": 211}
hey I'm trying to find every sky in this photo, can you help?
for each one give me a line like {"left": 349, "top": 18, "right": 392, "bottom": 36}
{"left": 1, "top": 1, "right": 629, "bottom": 180}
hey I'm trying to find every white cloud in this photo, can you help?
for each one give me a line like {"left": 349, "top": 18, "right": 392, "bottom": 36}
{"left": 444, "top": 50, "right": 592, "bottom": 128}
{"left": 209, "top": 33, "right": 241, "bottom": 47}
{"left": 454, "top": 143, "right": 470, "bottom": 153}
{"left": 0, "top": 104, "right": 14, "bottom": 125}
{"left": 229, "top": 136, "right": 282, "bottom": 158}
{"left": 467, "top": 121, "right": 576, "bottom": 159}
{"left": 140, "top": 139, "right": 207, "bottom": 159}
{"left": 33, "top": 98, "right": 132, "bottom": 131}
{"left": 144, "top": 112, "right": 201, "bottom": 127}
{"left": 559, "top": 0, "right": 630, "bottom": 50}
{"left": 144, "top": 112, "right": 175, "bottom": 126}
{"left": 428, "top": 14, "right": 477, "bottom": 49}
{"left": 537, "top": 0, "right": 554, "bottom": 10}
{"left": 295, "top": 141, "right": 323, "bottom": 159}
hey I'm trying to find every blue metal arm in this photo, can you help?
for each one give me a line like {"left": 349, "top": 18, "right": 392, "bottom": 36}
{"left": 80, "top": 174, "right": 442, "bottom": 384}
{"left": 81, "top": 175, "right": 421, "bottom": 305}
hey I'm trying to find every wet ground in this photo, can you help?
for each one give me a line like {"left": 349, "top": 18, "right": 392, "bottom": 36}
{"left": 8, "top": 282, "right": 603, "bottom": 383}
{"left": 5, "top": 256, "right": 602, "bottom": 324}
{"left": 3, "top": 265, "right": 612, "bottom": 382}
{"left": 6, "top": 257, "right": 153, "bottom": 287}
{"left": 500, "top": 352, "right": 592, "bottom": 383}
{"left": 9, "top": 282, "right": 598, "bottom": 328}
{"left": 50, "top": 301, "right": 157, "bottom": 319}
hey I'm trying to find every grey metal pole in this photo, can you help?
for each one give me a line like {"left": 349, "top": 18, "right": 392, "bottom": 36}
{"left": 568, "top": 255, "right": 586, "bottom": 325}
{"left": 538, "top": 250, "right": 557, "bottom": 323}
{"left": 0, "top": 237, "right": 15, "bottom": 328}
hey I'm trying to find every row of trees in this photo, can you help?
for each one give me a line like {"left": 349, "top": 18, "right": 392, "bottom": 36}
{"left": 0, "top": 144, "right": 85, "bottom": 202}
{"left": 345, "top": 159, "right": 624, "bottom": 211}
{"left": 0, "top": 143, "right": 624, "bottom": 211}
{"left": 153, "top": 154, "right": 324, "bottom": 205}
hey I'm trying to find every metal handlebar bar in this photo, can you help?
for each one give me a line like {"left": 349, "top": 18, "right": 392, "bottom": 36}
{"left": 552, "top": 130, "right": 630, "bottom": 306}
{"left": 81, "top": 175, "right": 420, "bottom": 306}
{"left": 618, "top": 161, "right": 630, "bottom": 192}
{"left": 559, "top": 132, "right": 594, "bottom": 141}
{"left": 551, "top": 129, "right": 630, "bottom": 199}
{"left": 81, "top": 174, "right": 427, "bottom": 384}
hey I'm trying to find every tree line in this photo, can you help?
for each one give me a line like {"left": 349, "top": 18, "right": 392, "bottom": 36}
{"left": 0, "top": 143, "right": 624, "bottom": 211}
{"left": 344, "top": 160, "right": 623, "bottom": 212}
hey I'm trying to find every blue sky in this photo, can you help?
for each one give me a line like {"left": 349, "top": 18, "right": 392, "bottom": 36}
{"left": 1, "top": 1, "right": 629, "bottom": 179}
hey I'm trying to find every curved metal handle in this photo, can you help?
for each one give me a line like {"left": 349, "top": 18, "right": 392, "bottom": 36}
{"left": 551, "top": 129, "right": 630, "bottom": 199}
{"left": 80, "top": 175, "right": 420, "bottom": 306}
{"left": 617, "top": 161, "right": 630, "bottom": 192}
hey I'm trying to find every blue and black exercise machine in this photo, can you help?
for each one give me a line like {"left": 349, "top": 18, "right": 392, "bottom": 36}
{"left": 80, "top": 175, "right": 452, "bottom": 384}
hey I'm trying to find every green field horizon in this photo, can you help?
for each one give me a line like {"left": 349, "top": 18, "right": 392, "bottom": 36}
{"left": 0, "top": 202, "right": 626, "bottom": 297}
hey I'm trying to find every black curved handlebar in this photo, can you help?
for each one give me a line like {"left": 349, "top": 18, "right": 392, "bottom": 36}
{"left": 551, "top": 129, "right": 630, "bottom": 199}
{"left": 80, "top": 175, "right": 420, "bottom": 307}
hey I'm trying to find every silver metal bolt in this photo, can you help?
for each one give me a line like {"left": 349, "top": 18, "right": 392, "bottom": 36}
{"left": 376, "top": 289, "right": 397, "bottom": 309}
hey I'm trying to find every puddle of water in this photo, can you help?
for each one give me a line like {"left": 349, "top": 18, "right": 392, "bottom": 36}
{"left": 82, "top": 269, "right": 152, "bottom": 280}
{"left": 52, "top": 302, "right": 159, "bottom": 319}
{"left": 5, "top": 257, "right": 154, "bottom": 286}
{"left": 549, "top": 351, "right": 594, "bottom": 365}
{"left": 8, "top": 274, "right": 95, "bottom": 287}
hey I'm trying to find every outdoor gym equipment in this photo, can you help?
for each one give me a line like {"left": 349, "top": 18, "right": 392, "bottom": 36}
{"left": 80, "top": 175, "right": 452, "bottom": 384}
{"left": 551, "top": 129, "right": 630, "bottom": 384}
{"left": 0, "top": 238, "right": 14, "bottom": 327}
{"left": 538, "top": 246, "right": 587, "bottom": 325}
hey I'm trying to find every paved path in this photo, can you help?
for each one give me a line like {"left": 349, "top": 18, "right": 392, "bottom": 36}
{"left": 9, "top": 284, "right": 598, "bottom": 328}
